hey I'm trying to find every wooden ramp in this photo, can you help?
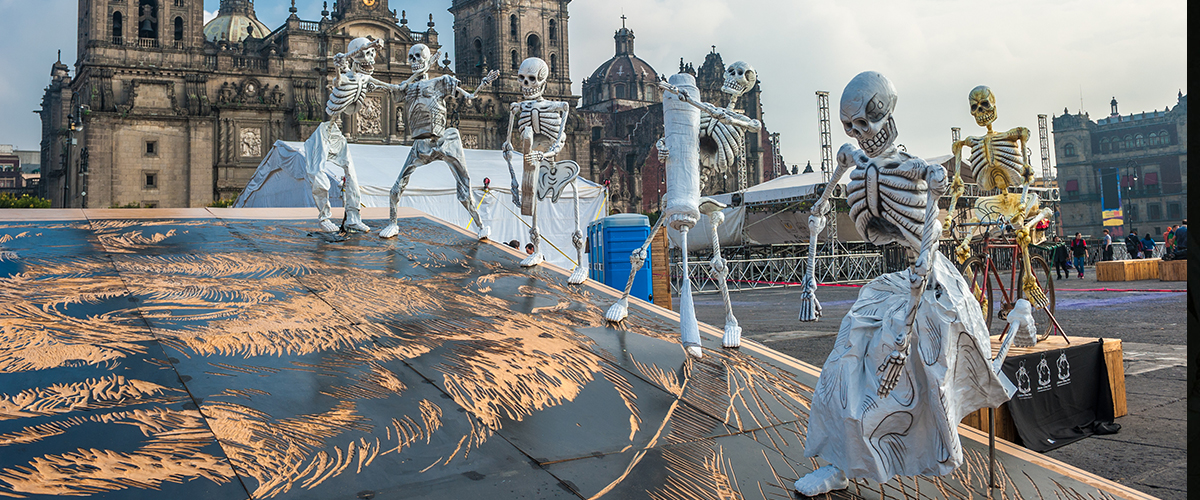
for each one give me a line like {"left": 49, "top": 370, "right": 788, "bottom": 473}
{"left": 0, "top": 208, "right": 1157, "bottom": 500}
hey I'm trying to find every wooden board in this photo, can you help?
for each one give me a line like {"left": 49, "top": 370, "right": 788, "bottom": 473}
{"left": 1159, "top": 259, "right": 1186, "bottom": 281}
{"left": 962, "top": 336, "right": 1126, "bottom": 443}
{"left": 1096, "top": 259, "right": 1161, "bottom": 281}
{"left": 651, "top": 229, "right": 672, "bottom": 310}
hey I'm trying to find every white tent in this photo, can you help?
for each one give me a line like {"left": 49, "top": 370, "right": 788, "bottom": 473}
{"left": 235, "top": 140, "right": 607, "bottom": 270}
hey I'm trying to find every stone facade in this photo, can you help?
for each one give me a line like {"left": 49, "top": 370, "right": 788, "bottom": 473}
{"left": 1053, "top": 92, "right": 1187, "bottom": 238}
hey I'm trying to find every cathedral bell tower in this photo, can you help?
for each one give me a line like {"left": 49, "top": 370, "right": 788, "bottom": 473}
{"left": 334, "top": 0, "right": 394, "bottom": 21}
{"left": 449, "top": 0, "right": 573, "bottom": 102}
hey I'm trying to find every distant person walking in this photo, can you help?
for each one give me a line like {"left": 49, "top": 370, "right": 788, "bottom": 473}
{"left": 1070, "top": 232, "right": 1088, "bottom": 278}
{"left": 1052, "top": 238, "right": 1071, "bottom": 280}
{"left": 1101, "top": 229, "right": 1114, "bottom": 261}
{"left": 1173, "top": 220, "right": 1188, "bottom": 259}
{"left": 1125, "top": 230, "right": 1141, "bottom": 260}
{"left": 1141, "top": 234, "right": 1156, "bottom": 259}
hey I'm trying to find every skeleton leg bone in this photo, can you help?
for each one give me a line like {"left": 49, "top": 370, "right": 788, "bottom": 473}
{"left": 443, "top": 150, "right": 490, "bottom": 240}
{"left": 677, "top": 226, "right": 703, "bottom": 359}
{"left": 520, "top": 199, "right": 545, "bottom": 267}
{"left": 704, "top": 208, "right": 742, "bottom": 347}
{"left": 380, "top": 147, "right": 429, "bottom": 239}
{"left": 604, "top": 216, "right": 666, "bottom": 323}
{"left": 341, "top": 161, "right": 370, "bottom": 233}
{"left": 567, "top": 181, "right": 587, "bottom": 284}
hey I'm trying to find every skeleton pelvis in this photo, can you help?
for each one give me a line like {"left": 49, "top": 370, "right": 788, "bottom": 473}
{"left": 537, "top": 160, "right": 580, "bottom": 203}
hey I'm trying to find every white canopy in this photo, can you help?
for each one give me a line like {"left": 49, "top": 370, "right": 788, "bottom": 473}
{"left": 235, "top": 140, "right": 607, "bottom": 270}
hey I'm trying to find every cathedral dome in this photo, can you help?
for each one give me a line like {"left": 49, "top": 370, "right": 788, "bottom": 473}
{"left": 203, "top": 0, "right": 271, "bottom": 43}
{"left": 581, "top": 20, "right": 659, "bottom": 110}
{"left": 588, "top": 53, "right": 657, "bottom": 85}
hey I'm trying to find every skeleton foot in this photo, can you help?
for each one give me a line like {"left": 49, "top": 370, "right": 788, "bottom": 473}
{"left": 318, "top": 219, "right": 340, "bottom": 233}
{"left": 344, "top": 210, "right": 370, "bottom": 233}
{"left": 722, "top": 320, "right": 742, "bottom": 349}
{"left": 685, "top": 345, "right": 703, "bottom": 359}
{"left": 378, "top": 223, "right": 400, "bottom": 239}
{"left": 476, "top": 225, "right": 491, "bottom": 241}
{"left": 794, "top": 465, "right": 849, "bottom": 496}
{"left": 604, "top": 298, "right": 629, "bottom": 323}
{"left": 520, "top": 251, "right": 545, "bottom": 267}
{"left": 1022, "top": 275, "right": 1049, "bottom": 310}
{"left": 797, "top": 276, "right": 822, "bottom": 322}
{"left": 567, "top": 265, "right": 587, "bottom": 285}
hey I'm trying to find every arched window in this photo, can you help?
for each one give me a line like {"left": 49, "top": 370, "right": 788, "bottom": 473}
{"left": 1148, "top": 133, "right": 1159, "bottom": 146}
{"left": 1101, "top": 137, "right": 1110, "bottom": 153}
{"left": 473, "top": 39, "right": 483, "bottom": 69}
{"left": 526, "top": 33, "right": 541, "bottom": 59}
{"left": 173, "top": 16, "right": 183, "bottom": 41}
{"left": 614, "top": 83, "right": 626, "bottom": 99}
{"left": 548, "top": 19, "right": 557, "bottom": 41}
{"left": 1159, "top": 130, "right": 1169, "bottom": 145}
{"left": 137, "top": 0, "right": 158, "bottom": 40}
{"left": 112, "top": 11, "right": 123, "bottom": 44}
{"left": 1063, "top": 143, "right": 1076, "bottom": 157}
{"left": 510, "top": 50, "right": 518, "bottom": 70}
{"left": 549, "top": 54, "right": 556, "bottom": 75}
{"left": 1124, "top": 134, "right": 1133, "bottom": 149}
{"left": 509, "top": 15, "right": 517, "bottom": 40}
{"left": 1135, "top": 134, "right": 1145, "bottom": 148}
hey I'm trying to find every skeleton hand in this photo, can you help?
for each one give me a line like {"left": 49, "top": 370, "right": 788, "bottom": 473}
{"left": 877, "top": 331, "right": 911, "bottom": 398}
{"left": 656, "top": 138, "right": 669, "bottom": 163}
{"left": 955, "top": 242, "right": 972, "bottom": 264}
{"left": 1006, "top": 298, "right": 1038, "bottom": 348}
{"left": 527, "top": 150, "right": 544, "bottom": 165}
{"left": 797, "top": 273, "right": 822, "bottom": 322}
{"left": 1022, "top": 274, "right": 1049, "bottom": 311}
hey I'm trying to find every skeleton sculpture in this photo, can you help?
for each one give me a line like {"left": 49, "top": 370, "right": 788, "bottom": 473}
{"left": 378, "top": 44, "right": 499, "bottom": 240}
{"left": 603, "top": 68, "right": 761, "bottom": 358}
{"left": 698, "top": 61, "right": 757, "bottom": 193}
{"left": 793, "top": 72, "right": 1019, "bottom": 496}
{"left": 304, "top": 37, "right": 387, "bottom": 233}
{"left": 501, "top": 57, "right": 586, "bottom": 281}
{"left": 947, "top": 86, "right": 1053, "bottom": 312}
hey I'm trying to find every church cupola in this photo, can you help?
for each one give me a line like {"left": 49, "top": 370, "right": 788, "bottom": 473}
{"left": 204, "top": 0, "right": 270, "bottom": 42}
{"left": 614, "top": 15, "right": 634, "bottom": 55}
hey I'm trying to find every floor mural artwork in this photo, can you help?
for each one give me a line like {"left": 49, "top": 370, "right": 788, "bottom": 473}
{"left": 0, "top": 208, "right": 1153, "bottom": 499}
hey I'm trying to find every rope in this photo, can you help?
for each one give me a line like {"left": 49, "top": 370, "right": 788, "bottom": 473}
{"left": 490, "top": 191, "right": 578, "bottom": 266}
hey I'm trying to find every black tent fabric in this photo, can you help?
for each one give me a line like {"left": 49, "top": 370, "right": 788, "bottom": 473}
{"left": 1001, "top": 339, "right": 1120, "bottom": 452}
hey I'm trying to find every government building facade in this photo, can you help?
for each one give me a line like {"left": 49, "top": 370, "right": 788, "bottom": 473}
{"left": 40, "top": 0, "right": 779, "bottom": 212}
{"left": 1052, "top": 92, "right": 1187, "bottom": 238}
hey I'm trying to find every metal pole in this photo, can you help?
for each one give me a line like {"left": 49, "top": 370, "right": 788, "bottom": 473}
{"left": 989, "top": 407, "right": 997, "bottom": 488}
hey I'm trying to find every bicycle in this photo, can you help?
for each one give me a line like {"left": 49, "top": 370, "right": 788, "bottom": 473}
{"left": 953, "top": 210, "right": 1066, "bottom": 343}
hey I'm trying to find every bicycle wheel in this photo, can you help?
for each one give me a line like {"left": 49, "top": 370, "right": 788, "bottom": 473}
{"left": 1017, "top": 254, "right": 1057, "bottom": 341}
{"left": 958, "top": 256, "right": 994, "bottom": 333}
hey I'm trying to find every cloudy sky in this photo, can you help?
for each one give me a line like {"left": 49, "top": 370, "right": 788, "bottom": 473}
{"left": 1, "top": 0, "right": 1186, "bottom": 175}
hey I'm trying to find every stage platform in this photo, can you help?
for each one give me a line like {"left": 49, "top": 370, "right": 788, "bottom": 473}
{"left": 0, "top": 208, "right": 1156, "bottom": 500}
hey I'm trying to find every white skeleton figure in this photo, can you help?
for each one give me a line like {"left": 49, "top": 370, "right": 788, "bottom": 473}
{"left": 378, "top": 44, "right": 499, "bottom": 240}
{"left": 501, "top": 57, "right": 585, "bottom": 280}
{"left": 793, "top": 72, "right": 1018, "bottom": 496}
{"left": 305, "top": 37, "right": 387, "bottom": 233}
{"left": 603, "top": 67, "right": 761, "bottom": 358}
{"left": 698, "top": 61, "right": 757, "bottom": 192}
{"left": 947, "top": 86, "right": 1053, "bottom": 311}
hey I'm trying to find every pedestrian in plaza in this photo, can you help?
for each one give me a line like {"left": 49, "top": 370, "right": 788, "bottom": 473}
{"left": 1052, "top": 238, "right": 1071, "bottom": 280}
{"left": 1164, "top": 225, "right": 1177, "bottom": 255}
{"left": 507, "top": 239, "right": 521, "bottom": 250}
{"left": 1102, "top": 229, "right": 1113, "bottom": 261}
{"left": 1070, "top": 232, "right": 1088, "bottom": 278}
{"left": 1173, "top": 220, "right": 1188, "bottom": 260}
{"left": 525, "top": 243, "right": 535, "bottom": 255}
{"left": 1125, "top": 230, "right": 1141, "bottom": 259}
{"left": 1141, "top": 233, "right": 1156, "bottom": 259}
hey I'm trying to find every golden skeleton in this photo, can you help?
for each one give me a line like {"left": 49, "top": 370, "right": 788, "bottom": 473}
{"left": 947, "top": 86, "right": 1052, "bottom": 311}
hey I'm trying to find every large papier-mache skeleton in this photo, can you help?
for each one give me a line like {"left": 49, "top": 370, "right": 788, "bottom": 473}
{"left": 304, "top": 37, "right": 387, "bottom": 233}
{"left": 946, "top": 85, "right": 1053, "bottom": 312}
{"left": 603, "top": 66, "right": 762, "bottom": 358}
{"left": 502, "top": 57, "right": 587, "bottom": 282}
{"left": 378, "top": 44, "right": 498, "bottom": 240}
{"left": 792, "top": 72, "right": 1024, "bottom": 496}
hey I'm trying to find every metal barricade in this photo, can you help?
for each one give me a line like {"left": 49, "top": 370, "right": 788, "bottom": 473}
{"left": 670, "top": 253, "right": 884, "bottom": 295}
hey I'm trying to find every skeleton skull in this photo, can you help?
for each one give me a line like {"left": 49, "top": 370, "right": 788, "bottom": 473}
{"left": 840, "top": 71, "right": 899, "bottom": 158}
{"left": 517, "top": 57, "right": 549, "bottom": 100}
{"left": 722, "top": 61, "right": 756, "bottom": 98}
{"left": 347, "top": 37, "right": 378, "bottom": 75}
{"left": 969, "top": 85, "right": 997, "bottom": 128}
{"left": 408, "top": 43, "right": 432, "bottom": 76}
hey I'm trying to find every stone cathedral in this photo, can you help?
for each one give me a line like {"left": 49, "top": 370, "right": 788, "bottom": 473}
{"left": 40, "top": 0, "right": 776, "bottom": 212}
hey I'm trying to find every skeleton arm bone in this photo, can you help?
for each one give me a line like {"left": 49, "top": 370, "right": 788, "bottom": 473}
{"left": 658, "top": 81, "right": 760, "bottom": 132}
{"left": 798, "top": 144, "right": 858, "bottom": 322}
{"left": 502, "top": 103, "right": 521, "bottom": 207}
{"left": 454, "top": 69, "right": 500, "bottom": 101}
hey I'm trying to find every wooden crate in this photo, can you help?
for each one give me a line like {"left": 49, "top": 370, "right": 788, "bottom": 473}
{"left": 961, "top": 336, "right": 1126, "bottom": 443}
{"left": 651, "top": 229, "right": 672, "bottom": 310}
{"left": 1159, "top": 259, "right": 1186, "bottom": 281}
{"left": 1096, "top": 259, "right": 1160, "bottom": 281}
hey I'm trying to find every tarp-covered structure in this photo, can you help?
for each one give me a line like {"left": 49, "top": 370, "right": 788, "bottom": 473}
{"left": 234, "top": 140, "right": 607, "bottom": 270}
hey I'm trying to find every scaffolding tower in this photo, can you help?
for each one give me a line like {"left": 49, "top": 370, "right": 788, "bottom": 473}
{"left": 769, "top": 132, "right": 783, "bottom": 179}
{"left": 1037, "top": 114, "right": 1052, "bottom": 187}
{"left": 816, "top": 91, "right": 840, "bottom": 255}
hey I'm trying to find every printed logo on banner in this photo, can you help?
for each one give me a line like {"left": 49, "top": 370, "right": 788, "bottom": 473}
{"left": 1036, "top": 356, "right": 1052, "bottom": 392}
{"left": 1014, "top": 361, "right": 1032, "bottom": 399}
{"left": 1056, "top": 352, "right": 1071, "bottom": 387}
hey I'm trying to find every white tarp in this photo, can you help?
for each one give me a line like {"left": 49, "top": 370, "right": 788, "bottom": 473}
{"left": 235, "top": 140, "right": 607, "bottom": 270}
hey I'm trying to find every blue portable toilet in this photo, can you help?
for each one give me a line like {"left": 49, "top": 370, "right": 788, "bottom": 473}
{"left": 587, "top": 214, "right": 652, "bottom": 301}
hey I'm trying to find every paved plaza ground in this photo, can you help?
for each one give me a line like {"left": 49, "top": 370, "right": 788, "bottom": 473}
{"left": 689, "top": 269, "right": 1188, "bottom": 499}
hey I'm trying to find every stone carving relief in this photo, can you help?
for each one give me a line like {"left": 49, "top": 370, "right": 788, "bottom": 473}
{"left": 357, "top": 96, "right": 383, "bottom": 136}
{"left": 240, "top": 128, "right": 262, "bottom": 158}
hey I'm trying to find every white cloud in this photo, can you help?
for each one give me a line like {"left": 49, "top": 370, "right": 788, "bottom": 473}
{"left": 204, "top": 10, "right": 217, "bottom": 25}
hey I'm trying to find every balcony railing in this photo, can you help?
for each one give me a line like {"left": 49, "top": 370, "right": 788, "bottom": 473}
{"left": 135, "top": 38, "right": 159, "bottom": 49}
{"left": 298, "top": 21, "right": 320, "bottom": 32}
